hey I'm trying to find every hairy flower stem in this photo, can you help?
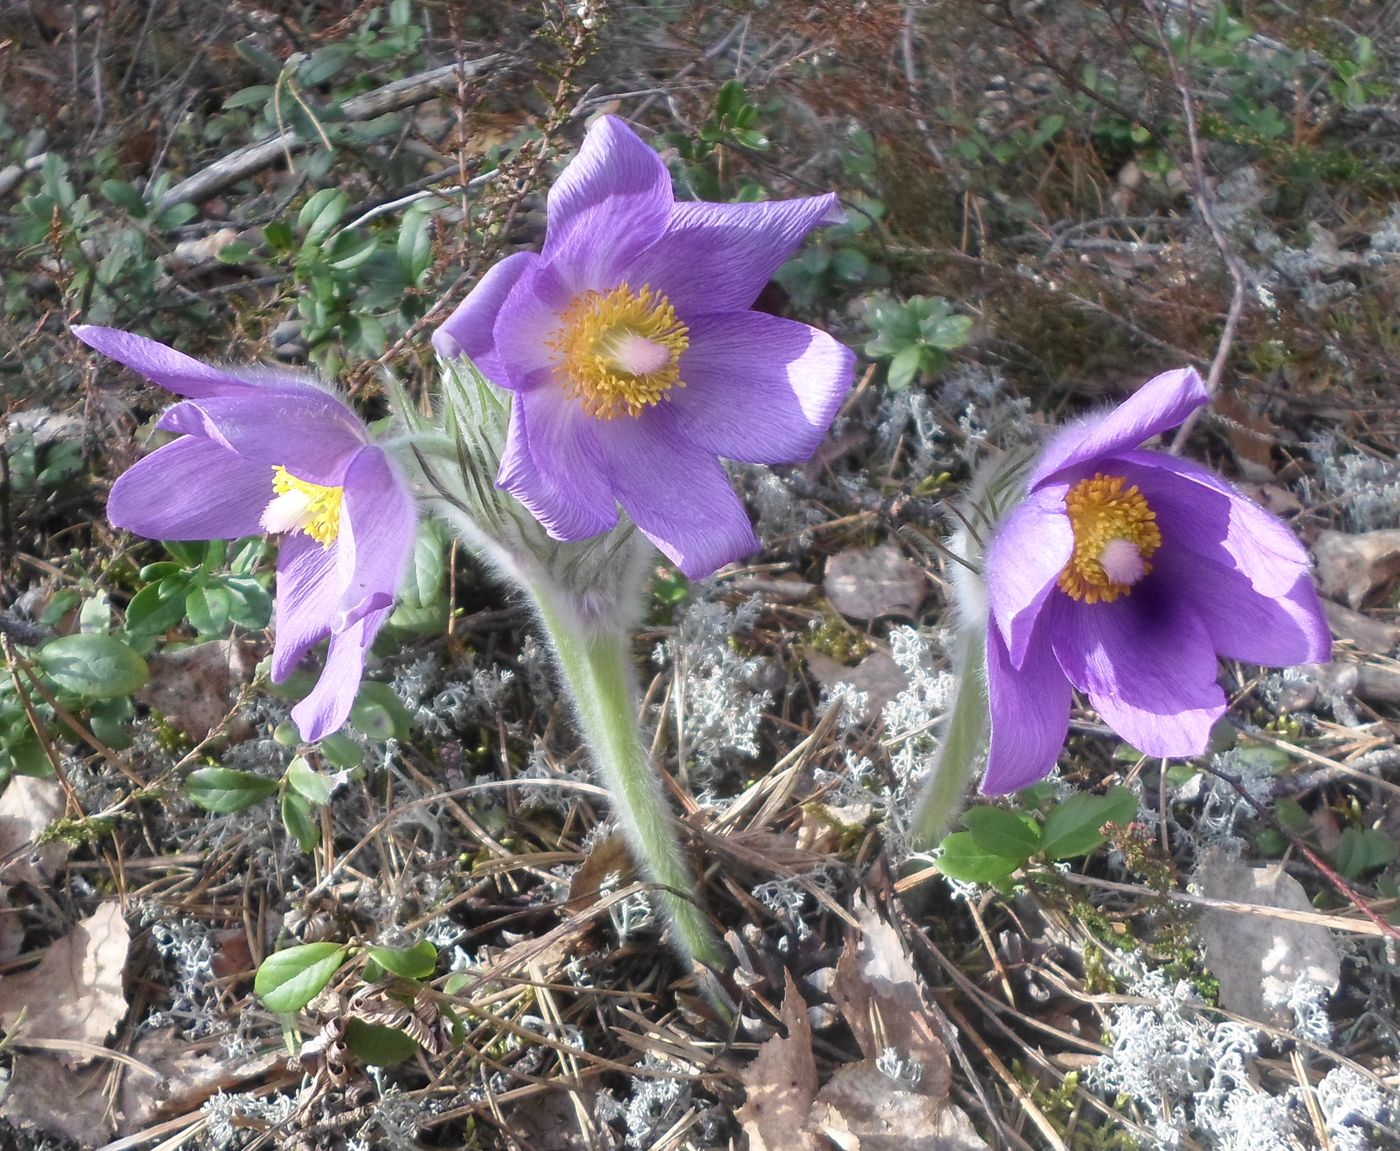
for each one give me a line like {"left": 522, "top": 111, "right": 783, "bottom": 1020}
{"left": 909, "top": 628, "right": 988, "bottom": 853}
{"left": 528, "top": 581, "right": 731, "bottom": 1008}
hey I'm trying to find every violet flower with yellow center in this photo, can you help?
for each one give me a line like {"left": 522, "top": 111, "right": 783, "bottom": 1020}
{"left": 74, "top": 325, "right": 416, "bottom": 743}
{"left": 432, "top": 114, "right": 854, "bottom": 578}
{"left": 980, "top": 366, "right": 1330, "bottom": 794}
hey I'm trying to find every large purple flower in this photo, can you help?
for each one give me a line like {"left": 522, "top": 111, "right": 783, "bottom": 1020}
{"left": 74, "top": 325, "right": 416, "bottom": 742}
{"left": 432, "top": 115, "right": 854, "bottom": 579}
{"left": 981, "top": 367, "right": 1330, "bottom": 794}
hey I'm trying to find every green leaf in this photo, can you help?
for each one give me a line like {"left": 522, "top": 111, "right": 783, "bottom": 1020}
{"left": 962, "top": 806, "right": 1042, "bottom": 863}
{"left": 344, "top": 1018, "right": 420, "bottom": 1065}
{"left": 1040, "top": 786, "right": 1138, "bottom": 860}
{"left": 365, "top": 940, "right": 438, "bottom": 980}
{"left": 37, "top": 633, "right": 148, "bottom": 698}
{"left": 298, "top": 188, "right": 348, "bottom": 246}
{"left": 100, "top": 179, "right": 147, "bottom": 216}
{"left": 286, "top": 755, "right": 333, "bottom": 805}
{"left": 281, "top": 790, "right": 319, "bottom": 852}
{"left": 935, "top": 831, "right": 1020, "bottom": 885}
{"left": 254, "top": 942, "right": 347, "bottom": 1013}
{"left": 185, "top": 584, "right": 233, "bottom": 636}
{"left": 317, "top": 732, "right": 363, "bottom": 770}
{"left": 1335, "top": 828, "right": 1397, "bottom": 879}
{"left": 887, "top": 344, "right": 922, "bottom": 391}
{"left": 264, "top": 220, "right": 294, "bottom": 252}
{"left": 397, "top": 207, "right": 432, "bottom": 284}
{"left": 223, "top": 84, "right": 274, "bottom": 111}
{"left": 185, "top": 767, "right": 278, "bottom": 813}
{"left": 349, "top": 681, "right": 412, "bottom": 742}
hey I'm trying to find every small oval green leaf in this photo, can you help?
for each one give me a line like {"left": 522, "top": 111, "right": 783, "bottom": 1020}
{"left": 365, "top": 939, "right": 437, "bottom": 980}
{"left": 37, "top": 633, "right": 149, "bottom": 698}
{"left": 255, "top": 942, "right": 347, "bottom": 1013}
{"left": 186, "top": 767, "right": 278, "bottom": 814}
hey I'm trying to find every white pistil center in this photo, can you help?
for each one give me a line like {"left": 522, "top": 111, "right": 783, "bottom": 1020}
{"left": 261, "top": 488, "right": 315, "bottom": 535}
{"left": 602, "top": 331, "right": 672, "bottom": 377}
{"left": 1098, "top": 537, "right": 1148, "bottom": 587}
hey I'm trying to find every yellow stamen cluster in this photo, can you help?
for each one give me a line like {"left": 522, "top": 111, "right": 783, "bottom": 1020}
{"left": 1057, "top": 473, "right": 1161, "bottom": 604}
{"left": 267, "top": 465, "right": 344, "bottom": 547}
{"left": 549, "top": 282, "right": 689, "bottom": 419}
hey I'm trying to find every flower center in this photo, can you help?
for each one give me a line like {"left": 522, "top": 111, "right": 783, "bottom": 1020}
{"left": 1057, "top": 473, "right": 1161, "bottom": 604}
{"left": 549, "top": 282, "right": 689, "bottom": 420}
{"left": 261, "top": 466, "right": 343, "bottom": 547}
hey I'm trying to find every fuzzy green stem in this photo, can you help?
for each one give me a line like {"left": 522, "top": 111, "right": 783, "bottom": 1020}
{"left": 910, "top": 628, "right": 989, "bottom": 852}
{"left": 529, "top": 582, "right": 729, "bottom": 1001}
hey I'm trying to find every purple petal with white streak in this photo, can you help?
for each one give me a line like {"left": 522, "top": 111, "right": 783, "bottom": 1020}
{"left": 269, "top": 532, "right": 347, "bottom": 682}
{"left": 336, "top": 447, "right": 416, "bottom": 630}
{"left": 629, "top": 194, "right": 843, "bottom": 314}
{"left": 542, "top": 116, "right": 672, "bottom": 292}
{"left": 1029, "top": 368, "right": 1208, "bottom": 486}
{"left": 108, "top": 437, "right": 271, "bottom": 540}
{"left": 985, "top": 481, "right": 1075, "bottom": 668}
{"left": 667, "top": 312, "right": 853, "bottom": 463}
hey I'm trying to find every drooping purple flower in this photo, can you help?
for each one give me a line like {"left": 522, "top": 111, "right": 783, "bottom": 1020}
{"left": 432, "top": 115, "right": 855, "bottom": 579}
{"left": 981, "top": 366, "right": 1330, "bottom": 794}
{"left": 74, "top": 325, "right": 416, "bottom": 742}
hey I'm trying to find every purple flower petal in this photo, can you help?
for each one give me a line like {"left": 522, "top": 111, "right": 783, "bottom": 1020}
{"left": 666, "top": 312, "right": 854, "bottom": 464}
{"left": 290, "top": 608, "right": 389, "bottom": 742}
{"left": 596, "top": 408, "right": 759, "bottom": 577}
{"left": 1029, "top": 368, "right": 1207, "bottom": 486}
{"left": 983, "top": 622, "right": 1072, "bottom": 794}
{"left": 496, "top": 387, "right": 618, "bottom": 540}
{"left": 156, "top": 393, "right": 367, "bottom": 481}
{"left": 491, "top": 261, "right": 578, "bottom": 389}
{"left": 1152, "top": 542, "right": 1331, "bottom": 666}
{"left": 73, "top": 325, "right": 326, "bottom": 401}
{"left": 1049, "top": 590, "right": 1225, "bottom": 758}
{"left": 336, "top": 447, "right": 416, "bottom": 630}
{"left": 432, "top": 249, "right": 538, "bottom": 369}
{"left": 542, "top": 115, "right": 673, "bottom": 292}
{"left": 985, "top": 482, "right": 1074, "bottom": 668}
{"left": 1112, "top": 450, "right": 1316, "bottom": 597}
{"left": 269, "top": 532, "right": 348, "bottom": 681}
{"left": 629, "top": 194, "right": 843, "bottom": 314}
{"left": 108, "top": 438, "right": 272, "bottom": 540}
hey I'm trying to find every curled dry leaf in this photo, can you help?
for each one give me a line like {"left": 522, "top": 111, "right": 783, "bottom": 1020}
{"left": 0, "top": 1053, "right": 116, "bottom": 1146}
{"left": 0, "top": 774, "right": 69, "bottom": 885}
{"left": 1195, "top": 850, "right": 1341, "bottom": 1027}
{"left": 0, "top": 901, "right": 130, "bottom": 1060}
{"left": 824, "top": 544, "right": 927, "bottom": 621}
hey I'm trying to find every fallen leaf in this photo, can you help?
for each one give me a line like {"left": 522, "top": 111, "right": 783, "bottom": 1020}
{"left": 0, "top": 1053, "right": 115, "bottom": 1145}
{"left": 137, "top": 638, "right": 253, "bottom": 741}
{"left": 814, "top": 1065, "right": 990, "bottom": 1150}
{"left": 828, "top": 898, "right": 951, "bottom": 1101}
{"left": 1214, "top": 392, "right": 1279, "bottom": 483}
{"left": 807, "top": 649, "right": 908, "bottom": 720}
{"left": 824, "top": 545, "right": 927, "bottom": 621}
{"left": 116, "top": 1028, "right": 232, "bottom": 1134}
{"left": 0, "top": 774, "right": 69, "bottom": 884}
{"left": 1313, "top": 529, "right": 1400, "bottom": 610}
{"left": 565, "top": 831, "right": 634, "bottom": 915}
{"left": 1195, "top": 850, "right": 1341, "bottom": 1026}
{"left": 0, "top": 902, "right": 130, "bottom": 1060}
{"left": 1323, "top": 599, "right": 1400, "bottom": 655}
{"left": 737, "top": 970, "right": 821, "bottom": 1151}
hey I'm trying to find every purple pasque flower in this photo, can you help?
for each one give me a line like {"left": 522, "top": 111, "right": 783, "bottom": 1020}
{"left": 74, "top": 325, "right": 416, "bottom": 742}
{"left": 432, "top": 114, "right": 854, "bottom": 579}
{"left": 981, "top": 366, "right": 1330, "bottom": 794}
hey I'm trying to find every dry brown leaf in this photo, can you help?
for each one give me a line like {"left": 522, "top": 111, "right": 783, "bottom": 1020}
{"left": 565, "top": 832, "right": 635, "bottom": 915}
{"left": 806, "top": 649, "right": 908, "bottom": 721}
{"left": 137, "top": 638, "right": 253, "bottom": 741}
{"left": 1323, "top": 599, "right": 1400, "bottom": 655}
{"left": 116, "top": 1028, "right": 234, "bottom": 1134}
{"left": 0, "top": 1052, "right": 115, "bottom": 1146}
{"left": 0, "top": 901, "right": 129, "bottom": 1060}
{"left": 828, "top": 899, "right": 952, "bottom": 1101}
{"left": 1214, "top": 392, "right": 1279, "bottom": 483}
{"left": 824, "top": 545, "right": 927, "bottom": 621}
{"left": 1195, "top": 850, "right": 1341, "bottom": 1026}
{"left": 814, "top": 1064, "right": 990, "bottom": 1150}
{"left": 737, "top": 969, "right": 821, "bottom": 1151}
{"left": 1313, "top": 529, "right": 1400, "bottom": 610}
{"left": 0, "top": 774, "right": 69, "bottom": 884}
